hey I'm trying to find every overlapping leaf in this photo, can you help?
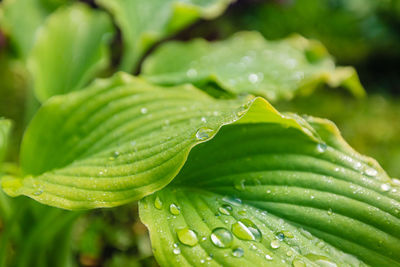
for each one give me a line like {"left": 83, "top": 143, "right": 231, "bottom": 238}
{"left": 28, "top": 3, "right": 115, "bottom": 102}
{"left": 1, "top": 72, "right": 260, "bottom": 209}
{"left": 142, "top": 32, "right": 365, "bottom": 101}
{"left": 140, "top": 116, "right": 400, "bottom": 266}
{"left": 0, "top": 0, "right": 68, "bottom": 58}
{"left": 96, "top": 0, "right": 234, "bottom": 72}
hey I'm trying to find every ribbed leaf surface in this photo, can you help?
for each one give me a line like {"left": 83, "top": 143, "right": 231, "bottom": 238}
{"left": 28, "top": 3, "right": 115, "bottom": 102}
{"left": 142, "top": 32, "right": 365, "bottom": 101}
{"left": 140, "top": 118, "right": 400, "bottom": 266}
{"left": 1, "top": 73, "right": 259, "bottom": 209}
{"left": 96, "top": 0, "right": 234, "bottom": 72}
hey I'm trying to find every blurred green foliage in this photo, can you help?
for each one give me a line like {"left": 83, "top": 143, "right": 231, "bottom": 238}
{"left": 0, "top": 0, "right": 399, "bottom": 266}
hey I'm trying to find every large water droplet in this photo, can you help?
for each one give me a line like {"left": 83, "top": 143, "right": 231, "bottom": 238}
{"left": 365, "top": 168, "right": 378, "bottom": 177}
{"left": 222, "top": 196, "right": 242, "bottom": 206}
{"left": 169, "top": 203, "right": 180, "bottom": 215}
{"left": 231, "top": 247, "right": 244, "bottom": 257}
{"left": 305, "top": 254, "right": 337, "bottom": 267}
{"left": 177, "top": 228, "right": 198, "bottom": 246}
{"left": 195, "top": 128, "right": 214, "bottom": 141}
{"left": 292, "top": 258, "right": 306, "bottom": 267}
{"left": 154, "top": 196, "right": 163, "bottom": 209}
{"left": 270, "top": 239, "right": 280, "bottom": 249}
{"left": 231, "top": 219, "right": 262, "bottom": 241}
{"left": 210, "top": 228, "right": 233, "bottom": 248}
{"left": 218, "top": 204, "right": 232, "bottom": 215}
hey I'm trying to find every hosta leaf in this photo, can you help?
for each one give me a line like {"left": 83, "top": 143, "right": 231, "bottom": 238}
{"left": 96, "top": 0, "right": 234, "bottom": 72}
{"left": 0, "top": 0, "right": 68, "bottom": 58}
{"left": 28, "top": 3, "right": 115, "bottom": 102}
{"left": 1, "top": 72, "right": 266, "bottom": 209}
{"left": 0, "top": 119, "right": 12, "bottom": 163}
{"left": 142, "top": 31, "right": 365, "bottom": 101}
{"left": 140, "top": 118, "right": 400, "bottom": 266}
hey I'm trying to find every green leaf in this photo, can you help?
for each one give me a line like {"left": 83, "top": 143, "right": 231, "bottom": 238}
{"left": 1, "top": 72, "right": 267, "bottom": 209}
{"left": 28, "top": 3, "right": 115, "bottom": 102}
{"left": 96, "top": 0, "right": 234, "bottom": 72}
{"left": 0, "top": 119, "right": 12, "bottom": 163}
{"left": 139, "top": 118, "right": 400, "bottom": 266}
{"left": 142, "top": 31, "right": 365, "bottom": 101}
{"left": 0, "top": 0, "right": 68, "bottom": 58}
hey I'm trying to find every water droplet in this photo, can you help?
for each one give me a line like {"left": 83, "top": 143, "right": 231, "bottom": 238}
{"left": 317, "top": 143, "right": 327, "bottom": 153}
{"left": 381, "top": 183, "right": 391, "bottom": 192}
{"left": 265, "top": 254, "right": 273, "bottom": 261}
{"left": 276, "top": 232, "right": 285, "bottom": 241}
{"left": 292, "top": 258, "right": 306, "bottom": 267}
{"left": 173, "top": 247, "right": 181, "bottom": 255}
{"left": 248, "top": 73, "right": 259, "bottom": 84}
{"left": 234, "top": 179, "right": 246, "bottom": 191}
{"left": 218, "top": 204, "right": 232, "bottom": 215}
{"left": 186, "top": 68, "right": 198, "bottom": 78}
{"left": 201, "top": 117, "right": 207, "bottom": 123}
{"left": 270, "top": 239, "right": 280, "bottom": 249}
{"left": 140, "top": 107, "right": 148, "bottom": 114}
{"left": 231, "top": 219, "right": 261, "bottom": 241}
{"left": 169, "top": 203, "right": 180, "bottom": 215}
{"left": 310, "top": 195, "right": 315, "bottom": 200}
{"left": 200, "top": 259, "right": 205, "bottom": 263}
{"left": 154, "top": 196, "right": 163, "bottom": 209}
{"left": 177, "top": 228, "right": 198, "bottom": 246}
{"left": 222, "top": 196, "right": 242, "bottom": 206}
{"left": 327, "top": 208, "right": 333, "bottom": 215}
{"left": 305, "top": 254, "right": 337, "bottom": 267}
{"left": 365, "top": 168, "right": 378, "bottom": 177}
{"left": 210, "top": 228, "right": 233, "bottom": 248}
{"left": 33, "top": 188, "right": 43, "bottom": 196}
{"left": 287, "top": 250, "right": 294, "bottom": 256}
{"left": 195, "top": 128, "right": 214, "bottom": 141}
{"left": 231, "top": 247, "right": 244, "bottom": 257}
{"left": 266, "top": 189, "right": 271, "bottom": 194}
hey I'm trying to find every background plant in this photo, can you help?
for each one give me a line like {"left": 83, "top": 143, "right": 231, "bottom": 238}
{"left": 0, "top": 0, "right": 399, "bottom": 266}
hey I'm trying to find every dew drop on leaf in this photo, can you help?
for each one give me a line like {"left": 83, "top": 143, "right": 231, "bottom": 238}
{"left": 270, "top": 239, "right": 280, "bottom": 249}
{"left": 222, "top": 196, "right": 242, "bottom": 206}
{"left": 218, "top": 204, "right": 232, "bottom": 215}
{"left": 210, "top": 227, "right": 233, "bottom": 248}
{"left": 140, "top": 107, "right": 148, "bottom": 114}
{"left": 292, "top": 258, "right": 306, "bottom": 267}
{"left": 381, "top": 183, "right": 391, "bottom": 192}
{"left": 365, "top": 167, "right": 378, "bottom": 177}
{"left": 234, "top": 179, "right": 246, "bottom": 191}
{"left": 231, "top": 247, "right": 244, "bottom": 257}
{"left": 195, "top": 128, "right": 215, "bottom": 141}
{"left": 316, "top": 143, "right": 327, "bottom": 153}
{"left": 173, "top": 246, "right": 181, "bottom": 255}
{"left": 177, "top": 228, "right": 198, "bottom": 247}
{"left": 169, "top": 203, "right": 180, "bottom": 215}
{"left": 154, "top": 196, "right": 163, "bottom": 210}
{"left": 201, "top": 117, "right": 207, "bottom": 123}
{"left": 265, "top": 254, "right": 273, "bottom": 261}
{"left": 232, "top": 219, "right": 262, "bottom": 241}
{"left": 305, "top": 254, "right": 337, "bottom": 267}
{"left": 186, "top": 68, "right": 197, "bottom": 78}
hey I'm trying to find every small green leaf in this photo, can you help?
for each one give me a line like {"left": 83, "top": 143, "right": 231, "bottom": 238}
{"left": 140, "top": 117, "right": 400, "bottom": 266}
{"left": 0, "top": 0, "right": 68, "bottom": 58}
{"left": 96, "top": 0, "right": 234, "bottom": 72}
{"left": 0, "top": 119, "right": 12, "bottom": 163}
{"left": 142, "top": 31, "right": 365, "bottom": 101}
{"left": 1, "top": 72, "right": 264, "bottom": 209}
{"left": 28, "top": 3, "right": 115, "bottom": 102}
